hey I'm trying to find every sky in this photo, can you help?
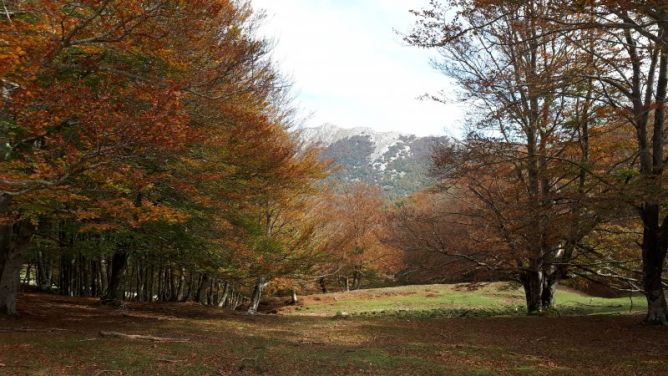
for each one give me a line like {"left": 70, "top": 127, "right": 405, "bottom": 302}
{"left": 251, "top": 0, "right": 464, "bottom": 137}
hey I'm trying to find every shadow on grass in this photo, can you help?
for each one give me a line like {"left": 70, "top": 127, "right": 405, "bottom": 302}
{"left": 1, "top": 292, "right": 664, "bottom": 376}
{"left": 337, "top": 303, "right": 645, "bottom": 320}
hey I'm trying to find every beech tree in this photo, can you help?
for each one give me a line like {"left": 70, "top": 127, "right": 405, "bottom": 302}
{"left": 314, "top": 184, "right": 402, "bottom": 292}
{"left": 407, "top": 0, "right": 668, "bottom": 322}
{"left": 0, "top": 0, "right": 334, "bottom": 315}
{"left": 390, "top": 191, "right": 501, "bottom": 284}
{"left": 406, "top": 0, "right": 618, "bottom": 313}
{"left": 548, "top": 0, "right": 668, "bottom": 324}
{"left": 0, "top": 0, "right": 199, "bottom": 314}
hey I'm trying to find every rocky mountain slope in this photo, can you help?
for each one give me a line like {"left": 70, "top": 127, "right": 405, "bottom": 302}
{"left": 299, "top": 124, "right": 450, "bottom": 198}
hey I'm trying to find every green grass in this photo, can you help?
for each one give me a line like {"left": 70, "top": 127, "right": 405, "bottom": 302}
{"left": 288, "top": 283, "right": 646, "bottom": 318}
{"left": 1, "top": 291, "right": 665, "bottom": 375}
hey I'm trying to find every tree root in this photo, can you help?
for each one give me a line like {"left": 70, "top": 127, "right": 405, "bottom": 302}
{"left": 0, "top": 327, "right": 69, "bottom": 333}
{"left": 98, "top": 331, "right": 190, "bottom": 343}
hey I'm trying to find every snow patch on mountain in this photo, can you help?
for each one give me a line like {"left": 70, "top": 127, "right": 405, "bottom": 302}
{"left": 300, "top": 123, "right": 404, "bottom": 161}
{"left": 297, "top": 124, "right": 451, "bottom": 198}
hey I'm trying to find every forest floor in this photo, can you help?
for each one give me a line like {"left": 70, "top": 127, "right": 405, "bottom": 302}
{"left": 1, "top": 285, "right": 667, "bottom": 375}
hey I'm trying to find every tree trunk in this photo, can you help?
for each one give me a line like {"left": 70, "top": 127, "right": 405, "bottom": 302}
{"left": 290, "top": 289, "right": 298, "bottom": 305}
{"left": 227, "top": 287, "right": 236, "bottom": 309}
{"left": 641, "top": 204, "right": 668, "bottom": 324}
{"left": 318, "top": 277, "right": 327, "bottom": 293}
{"left": 207, "top": 277, "right": 215, "bottom": 306}
{"left": 213, "top": 280, "right": 220, "bottom": 306}
{"left": 0, "top": 214, "right": 34, "bottom": 315}
{"left": 37, "top": 251, "right": 52, "bottom": 291}
{"left": 23, "top": 264, "right": 31, "bottom": 286}
{"left": 156, "top": 265, "right": 164, "bottom": 302}
{"left": 541, "top": 274, "right": 557, "bottom": 309}
{"left": 638, "top": 32, "right": 668, "bottom": 325}
{"left": 142, "top": 262, "right": 150, "bottom": 302}
{"left": 230, "top": 290, "right": 242, "bottom": 310}
{"left": 218, "top": 281, "right": 230, "bottom": 308}
{"left": 91, "top": 259, "right": 99, "bottom": 297}
{"left": 196, "top": 273, "right": 209, "bottom": 304}
{"left": 102, "top": 248, "right": 129, "bottom": 306}
{"left": 0, "top": 244, "right": 23, "bottom": 315}
{"left": 176, "top": 268, "right": 185, "bottom": 302}
{"left": 59, "top": 256, "right": 69, "bottom": 296}
{"left": 147, "top": 263, "right": 155, "bottom": 302}
{"left": 247, "top": 276, "right": 268, "bottom": 314}
{"left": 352, "top": 270, "right": 362, "bottom": 290}
{"left": 99, "top": 258, "right": 107, "bottom": 296}
{"left": 82, "top": 254, "right": 90, "bottom": 296}
{"left": 520, "top": 270, "right": 543, "bottom": 314}
{"left": 184, "top": 271, "right": 194, "bottom": 302}
{"left": 169, "top": 267, "right": 178, "bottom": 302}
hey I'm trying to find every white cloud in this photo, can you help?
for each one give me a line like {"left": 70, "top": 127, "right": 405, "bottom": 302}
{"left": 251, "top": 0, "right": 464, "bottom": 137}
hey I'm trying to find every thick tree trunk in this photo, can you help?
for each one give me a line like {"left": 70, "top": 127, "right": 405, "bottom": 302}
{"left": 0, "top": 218, "right": 34, "bottom": 315}
{"left": 639, "top": 35, "right": 668, "bottom": 325}
{"left": 641, "top": 204, "right": 668, "bottom": 324}
{"left": 0, "top": 247, "right": 22, "bottom": 315}
{"left": 318, "top": 277, "right": 327, "bottom": 293}
{"left": 352, "top": 270, "right": 362, "bottom": 290}
{"left": 102, "top": 248, "right": 129, "bottom": 306}
{"left": 541, "top": 274, "right": 557, "bottom": 309}
{"left": 247, "top": 276, "right": 268, "bottom": 314}
{"left": 520, "top": 270, "right": 543, "bottom": 314}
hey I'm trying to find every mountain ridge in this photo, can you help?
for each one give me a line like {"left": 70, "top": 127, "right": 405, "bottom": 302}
{"left": 298, "top": 124, "right": 450, "bottom": 198}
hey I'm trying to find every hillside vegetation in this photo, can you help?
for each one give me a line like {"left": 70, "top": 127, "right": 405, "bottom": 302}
{"left": 300, "top": 124, "right": 449, "bottom": 197}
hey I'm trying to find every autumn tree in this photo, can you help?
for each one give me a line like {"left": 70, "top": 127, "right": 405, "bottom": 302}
{"left": 216, "top": 123, "right": 329, "bottom": 314}
{"left": 406, "top": 0, "right": 617, "bottom": 313}
{"left": 0, "top": 0, "right": 208, "bottom": 314}
{"left": 543, "top": 0, "right": 668, "bottom": 324}
{"left": 0, "top": 0, "right": 321, "bottom": 314}
{"left": 389, "top": 191, "right": 500, "bottom": 284}
{"left": 313, "top": 183, "right": 401, "bottom": 293}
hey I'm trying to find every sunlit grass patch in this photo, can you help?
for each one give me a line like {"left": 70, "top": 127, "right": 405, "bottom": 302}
{"left": 285, "top": 283, "right": 646, "bottom": 318}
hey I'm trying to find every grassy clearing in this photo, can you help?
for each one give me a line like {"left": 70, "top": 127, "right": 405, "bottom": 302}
{"left": 0, "top": 287, "right": 664, "bottom": 375}
{"left": 280, "top": 283, "right": 645, "bottom": 318}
